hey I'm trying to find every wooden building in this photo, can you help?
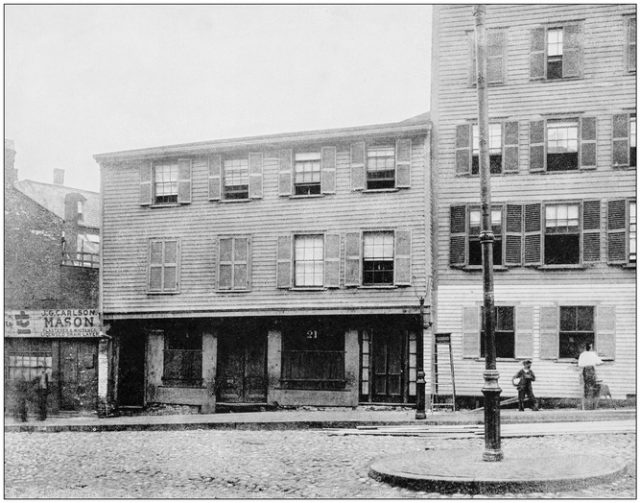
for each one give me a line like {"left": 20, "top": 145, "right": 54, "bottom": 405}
{"left": 430, "top": 5, "right": 636, "bottom": 403}
{"left": 95, "top": 117, "right": 431, "bottom": 411}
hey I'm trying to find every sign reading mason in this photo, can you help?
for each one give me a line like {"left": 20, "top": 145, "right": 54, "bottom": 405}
{"left": 4, "top": 309, "right": 100, "bottom": 338}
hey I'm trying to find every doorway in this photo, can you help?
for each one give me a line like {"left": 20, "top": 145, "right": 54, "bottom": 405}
{"left": 116, "top": 329, "right": 145, "bottom": 407}
{"left": 59, "top": 340, "right": 98, "bottom": 411}
{"left": 216, "top": 329, "right": 267, "bottom": 403}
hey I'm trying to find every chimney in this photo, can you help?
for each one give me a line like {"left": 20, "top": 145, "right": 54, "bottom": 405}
{"left": 4, "top": 139, "right": 17, "bottom": 187}
{"left": 53, "top": 168, "right": 65, "bottom": 185}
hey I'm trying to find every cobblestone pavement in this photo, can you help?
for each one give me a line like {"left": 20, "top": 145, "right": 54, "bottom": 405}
{"left": 5, "top": 430, "right": 635, "bottom": 498}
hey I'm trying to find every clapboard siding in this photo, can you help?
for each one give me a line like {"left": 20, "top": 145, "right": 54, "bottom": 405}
{"left": 432, "top": 284, "right": 636, "bottom": 399}
{"left": 431, "top": 5, "right": 636, "bottom": 399}
{"left": 101, "top": 134, "right": 429, "bottom": 315}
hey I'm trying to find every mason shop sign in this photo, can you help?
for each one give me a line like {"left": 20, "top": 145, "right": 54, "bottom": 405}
{"left": 4, "top": 309, "right": 100, "bottom": 338}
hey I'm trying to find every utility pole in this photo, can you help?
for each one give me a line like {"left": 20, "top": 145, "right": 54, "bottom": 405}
{"left": 415, "top": 296, "right": 426, "bottom": 419}
{"left": 473, "top": 5, "right": 503, "bottom": 462}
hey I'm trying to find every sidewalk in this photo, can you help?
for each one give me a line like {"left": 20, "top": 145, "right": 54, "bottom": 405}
{"left": 4, "top": 406, "right": 635, "bottom": 433}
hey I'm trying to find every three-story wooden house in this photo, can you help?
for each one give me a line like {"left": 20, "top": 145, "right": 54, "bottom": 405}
{"left": 95, "top": 116, "right": 431, "bottom": 412}
{"left": 430, "top": 5, "right": 636, "bottom": 404}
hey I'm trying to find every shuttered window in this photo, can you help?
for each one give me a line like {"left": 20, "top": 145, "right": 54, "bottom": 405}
{"left": 612, "top": 114, "right": 636, "bottom": 168}
{"left": 153, "top": 163, "right": 179, "bottom": 204}
{"left": 544, "top": 203, "right": 580, "bottom": 265}
{"left": 468, "top": 29, "right": 506, "bottom": 85}
{"left": 480, "top": 306, "right": 515, "bottom": 358}
{"left": 530, "top": 24, "right": 582, "bottom": 80}
{"left": 218, "top": 237, "right": 250, "bottom": 291}
{"left": 457, "top": 122, "right": 519, "bottom": 175}
{"left": 468, "top": 208, "right": 503, "bottom": 266}
{"left": 472, "top": 124, "right": 503, "bottom": 174}
{"left": 547, "top": 120, "right": 578, "bottom": 171}
{"left": 608, "top": 199, "right": 635, "bottom": 265}
{"left": 366, "top": 144, "right": 395, "bottom": 189}
{"left": 148, "top": 239, "right": 179, "bottom": 293}
{"left": 294, "top": 152, "right": 321, "bottom": 196}
{"left": 630, "top": 201, "right": 637, "bottom": 263}
{"left": 363, "top": 232, "right": 394, "bottom": 285}
{"left": 294, "top": 235, "right": 324, "bottom": 287}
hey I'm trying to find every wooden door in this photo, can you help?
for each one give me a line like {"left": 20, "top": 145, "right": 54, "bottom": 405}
{"left": 59, "top": 341, "right": 98, "bottom": 411}
{"left": 216, "top": 333, "right": 266, "bottom": 403}
{"left": 371, "top": 330, "right": 405, "bottom": 402}
{"left": 117, "top": 332, "right": 145, "bottom": 407}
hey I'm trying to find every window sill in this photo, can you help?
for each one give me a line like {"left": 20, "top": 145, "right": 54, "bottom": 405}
{"left": 216, "top": 289, "right": 251, "bottom": 293}
{"left": 537, "top": 265, "right": 586, "bottom": 270}
{"left": 531, "top": 76, "right": 583, "bottom": 83}
{"left": 219, "top": 198, "right": 251, "bottom": 203}
{"left": 159, "top": 382, "right": 203, "bottom": 388}
{"left": 362, "top": 188, "right": 399, "bottom": 194}
{"left": 358, "top": 285, "right": 398, "bottom": 289}
{"left": 290, "top": 287, "right": 326, "bottom": 291}
{"left": 147, "top": 290, "right": 180, "bottom": 295}
{"left": 613, "top": 165, "right": 636, "bottom": 170}
{"left": 454, "top": 266, "right": 509, "bottom": 272}
{"left": 289, "top": 194, "right": 325, "bottom": 199}
{"left": 149, "top": 203, "right": 180, "bottom": 209}
{"left": 470, "top": 357, "right": 524, "bottom": 362}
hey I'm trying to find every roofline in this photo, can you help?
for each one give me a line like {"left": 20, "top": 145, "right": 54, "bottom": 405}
{"left": 94, "top": 119, "right": 431, "bottom": 162}
{"left": 16, "top": 178, "right": 100, "bottom": 196}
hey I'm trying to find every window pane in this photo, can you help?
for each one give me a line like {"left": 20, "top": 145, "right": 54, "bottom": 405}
{"left": 164, "top": 241, "right": 177, "bottom": 263}
{"left": 234, "top": 264, "right": 248, "bottom": 289}
{"left": 150, "top": 242, "right": 163, "bottom": 263}
{"left": 363, "top": 232, "right": 394, "bottom": 260}
{"left": 630, "top": 202, "right": 636, "bottom": 261}
{"left": 472, "top": 124, "right": 502, "bottom": 154}
{"left": 219, "top": 239, "right": 233, "bottom": 262}
{"left": 164, "top": 266, "right": 177, "bottom": 290}
{"left": 560, "top": 306, "right": 576, "bottom": 331}
{"left": 219, "top": 264, "right": 232, "bottom": 287}
{"left": 154, "top": 163, "right": 179, "bottom": 197}
{"left": 150, "top": 267, "right": 162, "bottom": 290}
{"left": 547, "top": 120, "right": 578, "bottom": 153}
{"left": 631, "top": 118, "right": 636, "bottom": 148}
{"left": 223, "top": 159, "right": 249, "bottom": 187}
{"left": 547, "top": 28, "right": 563, "bottom": 56}
{"left": 294, "top": 235, "right": 324, "bottom": 286}
{"left": 366, "top": 145, "right": 395, "bottom": 189}
{"left": 576, "top": 306, "right": 594, "bottom": 331}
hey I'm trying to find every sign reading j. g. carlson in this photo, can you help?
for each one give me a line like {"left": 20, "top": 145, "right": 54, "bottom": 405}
{"left": 4, "top": 309, "right": 100, "bottom": 338}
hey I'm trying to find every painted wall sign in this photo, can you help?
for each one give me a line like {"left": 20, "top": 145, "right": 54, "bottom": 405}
{"left": 4, "top": 309, "right": 101, "bottom": 338}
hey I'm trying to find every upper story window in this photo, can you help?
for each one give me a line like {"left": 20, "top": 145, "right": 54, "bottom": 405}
{"left": 613, "top": 113, "right": 637, "bottom": 168}
{"left": 547, "top": 120, "right": 578, "bottom": 171}
{"left": 629, "top": 202, "right": 636, "bottom": 263}
{"left": 218, "top": 237, "right": 250, "bottom": 291}
{"left": 608, "top": 199, "right": 637, "bottom": 266}
{"left": 294, "top": 152, "right": 321, "bottom": 195}
{"left": 630, "top": 117, "right": 637, "bottom": 167}
{"left": 544, "top": 203, "right": 580, "bottom": 265}
{"left": 363, "top": 231, "right": 394, "bottom": 285}
{"left": 472, "top": 124, "right": 503, "bottom": 174}
{"left": 294, "top": 235, "right": 324, "bottom": 287}
{"left": 628, "top": 17, "right": 636, "bottom": 73}
{"left": 366, "top": 145, "right": 396, "bottom": 190}
{"left": 223, "top": 158, "right": 249, "bottom": 200}
{"left": 468, "top": 29, "right": 506, "bottom": 85}
{"left": 154, "top": 163, "right": 179, "bottom": 204}
{"left": 530, "top": 24, "right": 582, "bottom": 81}
{"left": 148, "top": 239, "right": 179, "bottom": 293}
{"left": 468, "top": 208, "right": 503, "bottom": 266}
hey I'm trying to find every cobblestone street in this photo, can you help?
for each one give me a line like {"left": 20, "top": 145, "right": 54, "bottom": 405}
{"left": 5, "top": 429, "right": 636, "bottom": 498}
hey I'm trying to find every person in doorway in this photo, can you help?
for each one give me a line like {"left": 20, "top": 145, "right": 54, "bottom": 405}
{"left": 13, "top": 375, "right": 29, "bottom": 422}
{"left": 513, "top": 359, "right": 538, "bottom": 411}
{"left": 35, "top": 368, "right": 49, "bottom": 421}
{"left": 578, "top": 343, "right": 602, "bottom": 410}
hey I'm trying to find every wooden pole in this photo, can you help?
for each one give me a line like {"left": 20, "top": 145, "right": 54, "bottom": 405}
{"left": 415, "top": 297, "right": 426, "bottom": 419}
{"left": 473, "top": 4, "right": 503, "bottom": 462}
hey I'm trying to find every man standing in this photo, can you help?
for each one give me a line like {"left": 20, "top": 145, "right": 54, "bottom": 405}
{"left": 578, "top": 343, "right": 602, "bottom": 410}
{"left": 513, "top": 360, "right": 538, "bottom": 411}
{"left": 35, "top": 368, "right": 49, "bottom": 421}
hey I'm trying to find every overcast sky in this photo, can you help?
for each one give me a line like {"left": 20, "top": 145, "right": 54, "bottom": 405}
{"left": 5, "top": 5, "right": 432, "bottom": 192}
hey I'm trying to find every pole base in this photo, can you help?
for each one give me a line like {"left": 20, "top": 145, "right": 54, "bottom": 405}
{"left": 415, "top": 411, "right": 426, "bottom": 420}
{"left": 482, "top": 448, "right": 504, "bottom": 462}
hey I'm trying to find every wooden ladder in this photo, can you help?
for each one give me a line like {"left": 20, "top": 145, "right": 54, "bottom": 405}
{"left": 432, "top": 333, "right": 457, "bottom": 411}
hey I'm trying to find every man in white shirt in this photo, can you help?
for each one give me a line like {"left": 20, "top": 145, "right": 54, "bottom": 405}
{"left": 578, "top": 343, "right": 602, "bottom": 410}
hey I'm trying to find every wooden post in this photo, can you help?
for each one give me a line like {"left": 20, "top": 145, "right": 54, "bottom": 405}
{"left": 473, "top": 4, "right": 503, "bottom": 462}
{"left": 415, "top": 297, "right": 426, "bottom": 419}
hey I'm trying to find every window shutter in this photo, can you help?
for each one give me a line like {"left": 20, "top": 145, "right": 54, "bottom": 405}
{"left": 539, "top": 306, "right": 559, "bottom": 359}
{"left": 515, "top": 307, "right": 534, "bottom": 359}
{"left": 350, "top": 142, "right": 366, "bottom": 191}
{"left": 140, "top": 161, "right": 152, "bottom": 206}
{"left": 607, "top": 199, "right": 627, "bottom": 264}
{"left": 324, "top": 233, "right": 341, "bottom": 288}
{"left": 462, "top": 306, "right": 480, "bottom": 358}
{"left": 468, "top": 31, "right": 476, "bottom": 86}
{"left": 529, "top": 120, "right": 546, "bottom": 172}
{"left": 276, "top": 235, "right": 292, "bottom": 288}
{"left": 562, "top": 24, "right": 582, "bottom": 78}
{"left": 395, "top": 139, "right": 412, "bottom": 188}
{"left": 503, "top": 121, "right": 519, "bottom": 173}
{"left": 524, "top": 203, "right": 542, "bottom": 266}
{"left": 248, "top": 152, "right": 263, "bottom": 199}
{"left": 579, "top": 117, "right": 597, "bottom": 169}
{"left": 487, "top": 29, "right": 505, "bottom": 84}
{"left": 582, "top": 200, "right": 601, "bottom": 263}
{"left": 505, "top": 204, "right": 523, "bottom": 266}
{"left": 529, "top": 27, "right": 546, "bottom": 79}
{"left": 177, "top": 158, "right": 192, "bottom": 204}
{"left": 597, "top": 305, "right": 616, "bottom": 360}
{"left": 344, "top": 232, "right": 361, "bottom": 287}
{"left": 278, "top": 149, "right": 293, "bottom": 196}
{"left": 233, "top": 237, "right": 250, "bottom": 290}
{"left": 450, "top": 205, "right": 467, "bottom": 266}
{"left": 218, "top": 237, "right": 233, "bottom": 290}
{"left": 612, "top": 114, "right": 630, "bottom": 167}
{"left": 321, "top": 146, "right": 337, "bottom": 194}
{"left": 394, "top": 230, "right": 411, "bottom": 286}
{"left": 208, "top": 155, "right": 222, "bottom": 201}
{"left": 455, "top": 124, "right": 471, "bottom": 175}
{"left": 628, "top": 17, "right": 637, "bottom": 72}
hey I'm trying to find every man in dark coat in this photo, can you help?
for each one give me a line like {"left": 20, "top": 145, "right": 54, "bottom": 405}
{"left": 513, "top": 360, "right": 538, "bottom": 411}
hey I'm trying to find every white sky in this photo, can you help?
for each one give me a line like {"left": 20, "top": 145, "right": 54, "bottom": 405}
{"left": 5, "top": 5, "right": 432, "bottom": 192}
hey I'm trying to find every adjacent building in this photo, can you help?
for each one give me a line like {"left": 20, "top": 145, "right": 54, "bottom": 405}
{"left": 4, "top": 139, "right": 105, "bottom": 416}
{"left": 95, "top": 117, "right": 431, "bottom": 412}
{"left": 430, "top": 5, "right": 636, "bottom": 402}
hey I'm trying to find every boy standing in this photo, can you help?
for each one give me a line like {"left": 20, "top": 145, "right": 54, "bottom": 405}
{"left": 513, "top": 360, "right": 538, "bottom": 411}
